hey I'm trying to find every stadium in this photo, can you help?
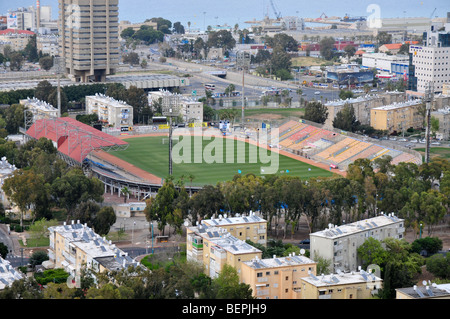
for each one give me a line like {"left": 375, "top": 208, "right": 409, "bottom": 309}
{"left": 24, "top": 117, "right": 423, "bottom": 201}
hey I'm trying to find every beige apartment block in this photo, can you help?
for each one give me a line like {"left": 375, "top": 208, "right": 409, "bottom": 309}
{"left": 370, "top": 99, "right": 424, "bottom": 133}
{"left": 300, "top": 270, "right": 382, "bottom": 299}
{"left": 396, "top": 284, "right": 450, "bottom": 299}
{"left": 20, "top": 97, "right": 59, "bottom": 119}
{"left": 58, "top": 0, "right": 119, "bottom": 82}
{"left": 310, "top": 214, "right": 405, "bottom": 273}
{"left": 186, "top": 223, "right": 262, "bottom": 280}
{"left": 241, "top": 254, "right": 317, "bottom": 299}
{"left": 47, "top": 220, "right": 139, "bottom": 277}
{"left": 201, "top": 212, "right": 268, "bottom": 246}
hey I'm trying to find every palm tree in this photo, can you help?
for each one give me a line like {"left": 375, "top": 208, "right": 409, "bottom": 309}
{"left": 187, "top": 173, "right": 195, "bottom": 197}
{"left": 121, "top": 186, "right": 131, "bottom": 203}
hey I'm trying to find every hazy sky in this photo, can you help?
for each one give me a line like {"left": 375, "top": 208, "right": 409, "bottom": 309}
{"left": 1, "top": 0, "right": 448, "bottom": 29}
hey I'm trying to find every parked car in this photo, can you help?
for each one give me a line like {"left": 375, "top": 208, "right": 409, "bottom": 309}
{"left": 314, "top": 91, "right": 320, "bottom": 95}
{"left": 299, "top": 239, "right": 310, "bottom": 245}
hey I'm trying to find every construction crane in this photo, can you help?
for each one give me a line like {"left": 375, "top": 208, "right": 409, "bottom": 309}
{"left": 430, "top": 8, "right": 437, "bottom": 19}
{"left": 270, "top": 0, "right": 282, "bottom": 20}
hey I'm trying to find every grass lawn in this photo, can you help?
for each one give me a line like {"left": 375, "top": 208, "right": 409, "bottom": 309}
{"left": 414, "top": 147, "right": 450, "bottom": 160}
{"left": 110, "top": 135, "right": 332, "bottom": 186}
{"left": 291, "top": 56, "right": 335, "bottom": 67}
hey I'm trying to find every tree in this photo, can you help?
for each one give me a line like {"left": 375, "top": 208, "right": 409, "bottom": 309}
{"left": 376, "top": 31, "right": 392, "bottom": 47}
{"left": 123, "top": 52, "right": 140, "bottom": 65}
{"left": 411, "top": 237, "right": 443, "bottom": 256}
{"left": 173, "top": 21, "right": 185, "bottom": 34}
{"left": 339, "top": 90, "right": 354, "bottom": 100}
{"left": 35, "top": 80, "right": 54, "bottom": 102}
{"left": 24, "top": 35, "right": 39, "bottom": 63}
{"left": 0, "top": 242, "right": 8, "bottom": 258}
{"left": 213, "top": 264, "right": 254, "bottom": 299}
{"left": 29, "top": 250, "right": 49, "bottom": 268}
{"left": 39, "top": 55, "right": 53, "bottom": 71}
{"left": 51, "top": 168, "right": 104, "bottom": 219}
{"left": 319, "top": 37, "right": 336, "bottom": 60}
{"left": 332, "top": 104, "right": 359, "bottom": 132}
{"left": 120, "top": 27, "right": 135, "bottom": 39}
{"left": 28, "top": 218, "right": 58, "bottom": 244}
{"left": 2, "top": 169, "right": 46, "bottom": 227}
{"left": 9, "top": 52, "right": 24, "bottom": 71}
{"left": 207, "top": 30, "right": 236, "bottom": 52}
{"left": 357, "top": 237, "right": 388, "bottom": 270}
{"left": 267, "top": 47, "right": 292, "bottom": 75}
{"left": 92, "top": 206, "right": 116, "bottom": 236}
{"left": 302, "top": 101, "right": 328, "bottom": 124}
{"left": 264, "top": 33, "right": 298, "bottom": 52}
{"left": 344, "top": 44, "right": 356, "bottom": 59}
{"left": 426, "top": 253, "right": 450, "bottom": 279}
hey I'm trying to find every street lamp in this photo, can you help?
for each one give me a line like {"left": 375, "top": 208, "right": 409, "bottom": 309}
{"left": 132, "top": 221, "right": 136, "bottom": 245}
{"left": 236, "top": 51, "right": 251, "bottom": 130}
{"left": 419, "top": 223, "right": 423, "bottom": 239}
{"left": 161, "top": 91, "right": 182, "bottom": 176}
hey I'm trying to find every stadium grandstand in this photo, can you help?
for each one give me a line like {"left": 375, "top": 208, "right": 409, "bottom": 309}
{"left": 275, "top": 119, "right": 422, "bottom": 170}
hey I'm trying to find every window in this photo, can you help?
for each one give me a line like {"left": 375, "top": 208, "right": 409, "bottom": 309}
{"left": 285, "top": 276, "right": 289, "bottom": 281}
{"left": 257, "top": 272, "right": 263, "bottom": 277}
{"left": 266, "top": 271, "right": 271, "bottom": 276}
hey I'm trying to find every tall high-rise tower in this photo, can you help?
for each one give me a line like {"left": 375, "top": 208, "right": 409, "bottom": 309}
{"left": 58, "top": 0, "right": 119, "bottom": 83}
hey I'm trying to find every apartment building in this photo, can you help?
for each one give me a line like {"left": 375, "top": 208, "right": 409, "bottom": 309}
{"left": 300, "top": 270, "right": 383, "bottom": 299}
{"left": 309, "top": 214, "right": 405, "bottom": 273}
{"left": 148, "top": 90, "right": 203, "bottom": 123}
{"left": 396, "top": 283, "right": 450, "bottom": 299}
{"left": 431, "top": 107, "right": 450, "bottom": 140}
{"left": 186, "top": 223, "right": 262, "bottom": 280}
{"left": 86, "top": 94, "right": 133, "bottom": 129}
{"left": 370, "top": 99, "right": 424, "bottom": 133}
{"left": 201, "top": 212, "right": 268, "bottom": 246}
{"left": 37, "top": 34, "right": 59, "bottom": 56}
{"left": 0, "top": 257, "right": 23, "bottom": 290}
{"left": 47, "top": 220, "right": 139, "bottom": 277}
{"left": 409, "top": 19, "right": 450, "bottom": 94}
{"left": 0, "top": 29, "right": 35, "bottom": 52}
{"left": 20, "top": 97, "right": 59, "bottom": 119}
{"left": 241, "top": 254, "right": 317, "bottom": 299}
{"left": 58, "top": 0, "right": 119, "bottom": 82}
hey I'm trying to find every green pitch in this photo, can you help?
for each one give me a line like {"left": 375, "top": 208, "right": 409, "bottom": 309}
{"left": 110, "top": 135, "right": 333, "bottom": 186}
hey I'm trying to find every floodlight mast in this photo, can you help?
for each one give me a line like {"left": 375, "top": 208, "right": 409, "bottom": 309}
{"left": 162, "top": 92, "right": 181, "bottom": 176}
{"left": 425, "top": 82, "right": 433, "bottom": 164}
{"left": 237, "top": 51, "right": 251, "bottom": 130}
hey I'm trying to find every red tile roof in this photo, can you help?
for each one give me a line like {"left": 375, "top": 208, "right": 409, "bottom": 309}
{"left": 0, "top": 29, "right": 35, "bottom": 36}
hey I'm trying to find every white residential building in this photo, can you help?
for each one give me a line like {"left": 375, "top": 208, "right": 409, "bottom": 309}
{"left": 0, "top": 257, "right": 23, "bottom": 290}
{"left": 149, "top": 90, "right": 203, "bottom": 123}
{"left": 20, "top": 97, "right": 59, "bottom": 119}
{"left": 47, "top": 220, "right": 140, "bottom": 277}
{"left": 409, "top": 22, "right": 450, "bottom": 93}
{"left": 86, "top": 94, "right": 133, "bottom": 130}
{"left": 309, "top": 214, "right": 405, "bottom": 273}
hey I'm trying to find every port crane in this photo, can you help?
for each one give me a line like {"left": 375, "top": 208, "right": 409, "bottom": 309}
{"left": 270, "top": 0, "right": 282, "bottom": 20}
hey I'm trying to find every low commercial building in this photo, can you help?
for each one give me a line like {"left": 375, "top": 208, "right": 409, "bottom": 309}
{"left": 0, "top": 257, "right": 23, "bottom": 290}
{"left": 241, "top": 254, "right": 317, "bottom": 299}
{"left": 396, "top": 283, "right": 450, "bottom": 299}
{"left": 362, "top": 52, "right": 409, "bottom": 76}
{"left": 310, "top": 214, "right": 405, "bottom": 273}
{"left": 47, "top": 220, "right": 140, "bottom": 277}
{"left": 370, "top": 99, "right": 424, "bottom": 133}
{"left": 201, "top": 212, "right": 267, "bottom": 246}
{"left": 86, "top": 94, "right": 133, "bottom": 130}
{"left": 186, "top": 223, "right": 262, "bottom": 280}
{"left": 300, "top": 270, "right": 383, "bottom": 299}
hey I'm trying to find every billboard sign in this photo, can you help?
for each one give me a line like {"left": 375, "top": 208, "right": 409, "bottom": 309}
{"left": 7, "top": 13, "right": 17, "bottom": 29}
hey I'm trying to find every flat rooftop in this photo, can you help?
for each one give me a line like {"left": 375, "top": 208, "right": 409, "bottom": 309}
{"left": 372, "top": 99, "right": 423, "bottom": 111}
{"left": 243, "top": 254, "right": 315, "bottom": 270}
{"left": 202, "top": 213, "right": 266, "bottom": 227}
{"left": 189, "top": 224, "right": 262, "bottom": 255}
{"left": 310, "top": 214, "right": 404, "bottom": 239}
{"left": 0, "top": 257, "right": 23, "bottom": 289}
{"left": 397, "top": 284, "right": 450, "bottom": 299}
{"left": 301, "top": 271, "right": 382, "bottom": 287}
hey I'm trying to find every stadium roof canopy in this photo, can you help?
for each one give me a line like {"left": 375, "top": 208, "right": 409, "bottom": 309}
{"left": 25, "top": 117, "right": 128, "bottom": 164}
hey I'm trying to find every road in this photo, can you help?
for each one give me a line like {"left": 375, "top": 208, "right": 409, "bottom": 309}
{"left": 0, "top": 224, "right": 29, "bottom": 267}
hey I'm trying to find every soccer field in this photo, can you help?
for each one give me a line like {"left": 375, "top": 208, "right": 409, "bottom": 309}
{"left": 110, "top": 135, "right": 333, "bottom": 186}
